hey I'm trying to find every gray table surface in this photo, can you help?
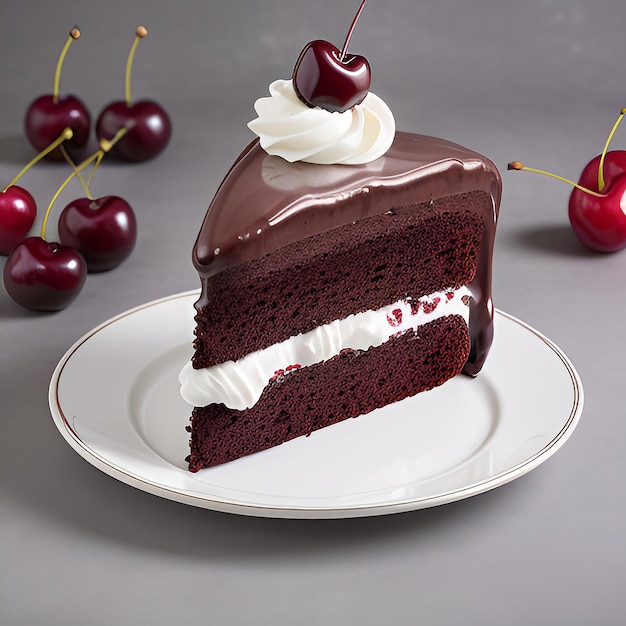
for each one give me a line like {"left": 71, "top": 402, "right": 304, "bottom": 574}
{"left": 1, "top": 1, "right": 624, "bottom": 624}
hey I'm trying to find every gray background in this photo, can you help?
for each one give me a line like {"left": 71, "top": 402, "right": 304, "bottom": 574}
{"left": 1, "top": 0, "right": 624, "bottom": 624}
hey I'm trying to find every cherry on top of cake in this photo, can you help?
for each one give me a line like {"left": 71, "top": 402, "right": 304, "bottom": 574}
{"left": 292, "top": 0, "right": 371, "bottom": 113}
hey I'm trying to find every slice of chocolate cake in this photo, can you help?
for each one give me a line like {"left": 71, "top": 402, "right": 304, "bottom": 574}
{"left": 180, "top": 130, "right": 501, "bottom": 471}
{"left": 180, "top": 9, "right": 501, "bottom": 470}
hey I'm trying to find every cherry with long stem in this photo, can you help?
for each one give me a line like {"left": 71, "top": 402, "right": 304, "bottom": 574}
{"left": 57, "top": 129, "right": 138, "bottom": 272}
{"left": 24, "top": 27, "right": 91, "bottom": 157}
{"left": 508, "top": 108, "right": 626, "bottom": 253}
{"left": 96, "top": 25, "right": 171, "bottom": 162}
{"left": 292, "top": 0, "right": 371, "bottom": 112}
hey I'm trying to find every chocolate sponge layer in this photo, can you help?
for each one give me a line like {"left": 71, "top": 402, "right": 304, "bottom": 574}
{"left": 193, "top": 191, "right": 484, "bottom": 370}
{"left": 187, "top": 315, "right": 470, "bottom": 471}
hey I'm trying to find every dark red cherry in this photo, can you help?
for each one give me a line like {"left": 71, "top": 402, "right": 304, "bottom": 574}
{"left": 3, "top": 237, "right": 87, "bottom": 311}
{"left": 58, "top": 195, "right": 137, "bottom": 272}
{"left": 0, "top": 186, "right": 37, "bottom": 255}
{"left": 95, "top": 26, "right": 171, "bottom": 161}
{"left": 293, "top": 40, "right": 370, "bottom": 112}
{"left": 95, "top": 100, "right": 171, "bottom": 162}
{"left": 292, "top": 0, "right": 370, "bottom": 113}
{"left": 24, "top": 94, "right": 90, "bottom": 159}
{"left": 23, "top": 28, "right": 90, "bottom": 160}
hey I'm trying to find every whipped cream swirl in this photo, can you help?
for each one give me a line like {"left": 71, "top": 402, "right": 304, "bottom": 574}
{"left": 180, "top": 287, "right": 470, "bottom": 411}
{"left": 247, "top": 79, "right": 395, "bottom": 165}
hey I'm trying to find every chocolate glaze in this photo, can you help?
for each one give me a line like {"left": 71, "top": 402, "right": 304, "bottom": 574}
{"left": 193, "top": 131, "right": 501, "bottom": 374}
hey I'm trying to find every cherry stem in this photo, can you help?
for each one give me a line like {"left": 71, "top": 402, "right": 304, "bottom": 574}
{"left": 40, "top": 127, "right": 128, "bottom": 241}
{"left": 97, "top": 126, "right": 128, "bottom": 154}
{"left": 507, "top": 161, "right": 605, "bottom": 198}
{"left": 597, "top": 108, "right": 626, "bottom": 192}
{"left": 53, "top": 27, "right": 80, "bottom": 103}
{"left": 60, "top": 144, "right": 92, "bottom": 199}
{"left": 86, "top": 152, "right": 105, "bottom": 192}
{"left": 85, "top": 126, "right": 128, "bottom": 190}
{"left": 3, "top": 127, "right": 73, "bottom": 192}
{"left": 339, "top": 0, "right": 367, "bottom": 61}
{"left": 125, "top": 25, "right": 148, "bottom": 105}
{"left": 40, "top": 152, "right": 99, "bottom": 240}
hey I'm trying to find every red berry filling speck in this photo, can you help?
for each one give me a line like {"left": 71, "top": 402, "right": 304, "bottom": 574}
{"left": 386, "top": 308, "right": 403, "bottom": 326}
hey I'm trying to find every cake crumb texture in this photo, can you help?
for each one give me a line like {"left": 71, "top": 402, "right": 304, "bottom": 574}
{"left": 193, "top": 191, "right": 485, "bottom": 369}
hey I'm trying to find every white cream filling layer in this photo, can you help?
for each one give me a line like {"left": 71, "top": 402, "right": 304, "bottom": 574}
{"left": 180, "top": 287, "right": 471, "bottom": 411}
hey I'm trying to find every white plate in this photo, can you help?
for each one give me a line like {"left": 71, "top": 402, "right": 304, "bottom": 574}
{"left": 49, "top": 291, "right": 583, "bottom": 519}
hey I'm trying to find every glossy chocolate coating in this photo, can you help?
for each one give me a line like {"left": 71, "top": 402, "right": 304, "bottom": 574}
{"left": 193, "top": 131, "right": 501, "bottom": 374}
{"left": 194, "top": 132, "right": 500, "bottom": 273}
